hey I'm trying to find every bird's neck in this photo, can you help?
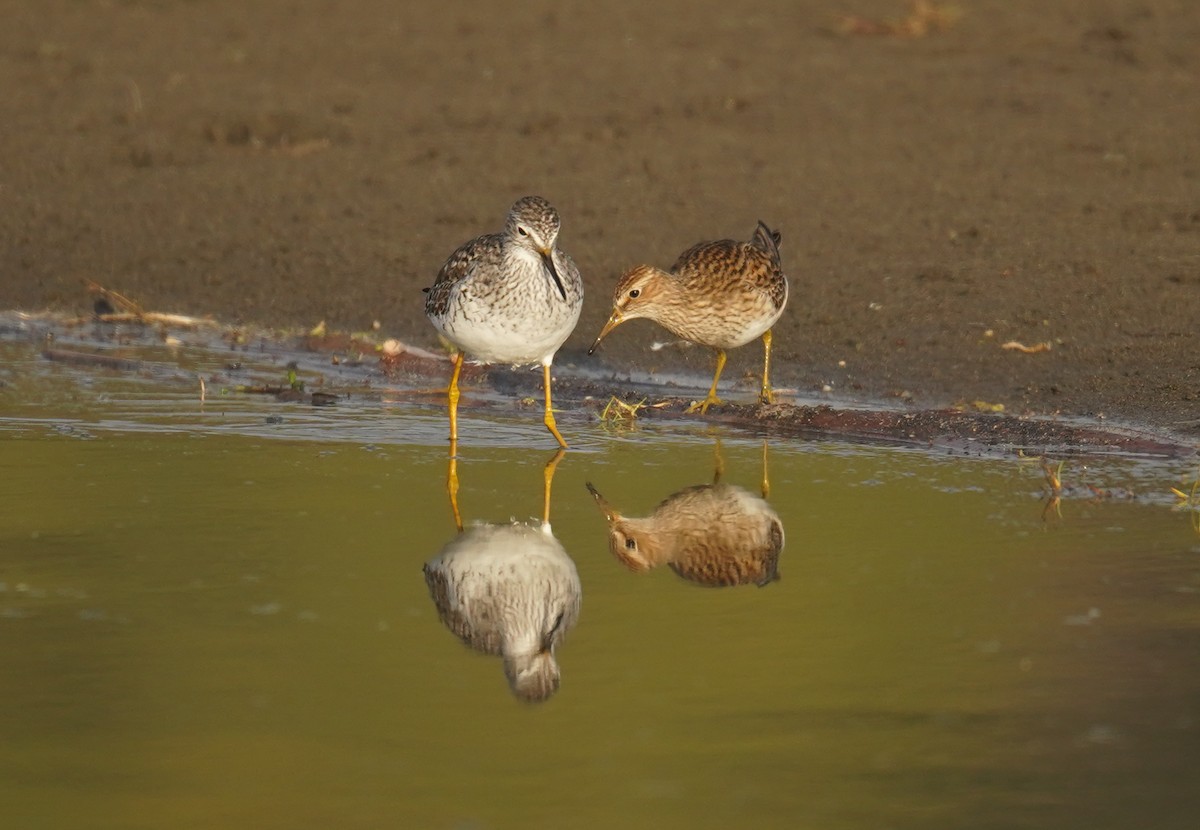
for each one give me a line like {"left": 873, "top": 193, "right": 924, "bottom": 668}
{"left": 639, "top": 270, "right": 695, "bottom": 331}
{"left": 502, "top": 628, "right": 544, "bottom": 661}
{"left": 508, "top": 244, "right": 548, "bottom": 273}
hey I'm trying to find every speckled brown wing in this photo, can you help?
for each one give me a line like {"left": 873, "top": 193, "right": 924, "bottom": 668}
{"left": 669, "top": 239, "right": 749, "bottom": 286}
{"left": 667, "top": 551, "right": 779, "bottom": 587}
{"left": 422, "top": 232, "right": 504, "bottom": 319}
{"left": 422, "top": 562, "right": 504, "bottom": 654}
{"left": 664, "top": 511, "right": 783, "bottom": 586}
{"left": 653, "top": 484, "right": 783, "bottom": 587}
{"left": 670, "top": 222, "right": 787, "bottom": 313}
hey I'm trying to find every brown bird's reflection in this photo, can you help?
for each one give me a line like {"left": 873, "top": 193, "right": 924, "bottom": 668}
{"left": 423, "top": 450, "right": 581, "bottom": 703}
{"left": 587, "top": 441, "right": 784, "bottom": 587}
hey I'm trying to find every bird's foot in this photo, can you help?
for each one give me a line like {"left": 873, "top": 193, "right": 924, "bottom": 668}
{"left": 686, "top": 394, "right": 724, "bottom": 415}
{"left": 543, "top": 410, "right": 569, "bottom": 449}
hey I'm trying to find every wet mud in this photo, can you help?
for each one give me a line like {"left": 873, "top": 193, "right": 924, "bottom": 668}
{"left": 4, "top": 311, "right": 1192, "bottom": 461}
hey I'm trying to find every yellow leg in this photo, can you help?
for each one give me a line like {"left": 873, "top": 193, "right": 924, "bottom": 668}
{"left": 541, "top": 448, "right": 566, "bottom": 527}
{"left": 760, "top": 329, "right": 775, "bottom": 405}
{"left": 543, "top": 363, "right": 568, "bottom": 449}
{"left": 447, "top": 352, "right": 465, "bottom": 443}
{"left": 687, "top": 349, "right": 727, "bottom": 414}
{"left": 761, "top": 438, "right": 771, "bottom": 499}
{"left": 447, "top": 439, "right": 463, "bottom": 533}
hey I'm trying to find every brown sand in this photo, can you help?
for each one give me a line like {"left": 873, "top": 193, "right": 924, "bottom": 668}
{"left": 2, "top": 1, "right": 1197, "bottom": 436}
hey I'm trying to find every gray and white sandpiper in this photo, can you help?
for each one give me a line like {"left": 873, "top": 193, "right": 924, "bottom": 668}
{"left": 589, "top": 221, "right": 788, "bottom": 413}
{"left": 424, "top": 196, "right": 584, "bottom": 447}
{"left": 423, "top": 522, "right": 582, "bottom": 703}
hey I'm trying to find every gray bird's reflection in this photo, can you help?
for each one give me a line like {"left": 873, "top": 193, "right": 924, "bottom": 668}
{"left": 586, "top": 440, "right": 783, "bottom": 587}
{"left": 423, "top": 450, "right": 581, "bottom": 703}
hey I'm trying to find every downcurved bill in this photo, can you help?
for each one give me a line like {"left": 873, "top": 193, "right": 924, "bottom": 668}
{"left": 540, "top": 250, "right": 568, "bottom": 301}
{"left": 587, "top": 311, "right": 624, "bottom": 355}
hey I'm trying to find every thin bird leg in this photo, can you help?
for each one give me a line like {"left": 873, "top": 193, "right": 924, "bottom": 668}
{"left": 447, "top": 439, "right": 463, "bottom": 533}
{"left": 712, "top": 437, "right": 726, "bottom": 484}
{"left": 760, "top": 329, "right": 775, "bottom": 405}
{"left": 761, "top": 438, "right": 771, "bottom": 499}
{"left": 543, "top": 363, "right": 569, "bottom": 449}
{"left": 541, "top": 448, "right": 566, "bottom": 527}
{"left": 687, "top": 349, "right": 727, "bottom": 414}
{"left": 447, "top": 352, "right": 465, "bottom": 443}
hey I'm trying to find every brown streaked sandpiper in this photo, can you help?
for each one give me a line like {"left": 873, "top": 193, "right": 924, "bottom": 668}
{"left": 589, "top": 221, "right": 788, "bottom": 413}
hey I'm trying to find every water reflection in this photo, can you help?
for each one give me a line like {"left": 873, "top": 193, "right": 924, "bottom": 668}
{"left": 586, "top": 441, "right": 784, "bottom": 587}
{"left": 422, "top": 449, "right": 582, "bottom": 703}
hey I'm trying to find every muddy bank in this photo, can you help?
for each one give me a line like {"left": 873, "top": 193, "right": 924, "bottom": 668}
{"left": 3, "top": 310, "right": 1193, "bottom": 460}
{"left": 1, "top": 1, "right": 1197, "bottom": 433}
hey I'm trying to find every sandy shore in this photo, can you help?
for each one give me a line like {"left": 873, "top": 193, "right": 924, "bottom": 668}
{"left": 2, "top": 1, "right": 1196, "bottom": 436}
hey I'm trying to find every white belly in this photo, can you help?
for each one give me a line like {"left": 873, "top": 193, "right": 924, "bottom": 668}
{"left": 437, "top": 305, "right": 577, "bottom": 365}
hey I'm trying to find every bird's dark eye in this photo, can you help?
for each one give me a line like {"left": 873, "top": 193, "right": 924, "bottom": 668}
{"left": 517, "top": 226, "right": 529, "bottom": 236}
{"left": 628, "top": 288, "right": 641, "bottom": 299}
{"left": 625, "top": 537, "right": 636, "bottom": 550}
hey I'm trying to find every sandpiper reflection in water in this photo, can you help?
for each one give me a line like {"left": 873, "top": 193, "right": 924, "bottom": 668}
{"left": 586, "top": 441, "right": 783, "bottom": 587}
{"left": 423, "top": 449, "right": 581, "bottom": 703}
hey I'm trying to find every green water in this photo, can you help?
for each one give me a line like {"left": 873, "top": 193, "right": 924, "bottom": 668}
{"left": 2, "top": 342, "right": 1199, "bottom": 829}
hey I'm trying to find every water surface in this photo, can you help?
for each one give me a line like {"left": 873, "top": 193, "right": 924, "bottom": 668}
{"left": 1, "top": 339, "right": 1198, "bottom": 829}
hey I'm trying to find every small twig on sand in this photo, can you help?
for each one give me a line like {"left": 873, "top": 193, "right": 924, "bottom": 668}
{"left": 1002, "top": 340, "right": 1052, "bottom": 354}
{"left": 84, "top": 278, "right": 144, "bottom": 316}
{"left": 82, "top": 279, "right": 216, "bottom": 328}
{"left": 838, "top": 1, "right": 962, "bottom": 38}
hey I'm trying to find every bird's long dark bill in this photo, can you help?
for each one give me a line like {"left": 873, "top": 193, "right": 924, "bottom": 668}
{"left": 587, "top": 314, "right": 624, "bottom": 355}
{"left": 541, "top": 251, "right": 567, "bottom": 301}
{"left": 584, "top": 482, "right": 617, "bottom": 520}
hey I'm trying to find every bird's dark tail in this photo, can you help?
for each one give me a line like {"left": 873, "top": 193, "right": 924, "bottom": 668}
{"left": 752, "top": 221, "right": 782, "bottom": 269}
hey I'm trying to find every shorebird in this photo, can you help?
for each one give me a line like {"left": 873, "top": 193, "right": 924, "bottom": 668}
{"left": 424, "top": 196, "right": 584, "bottom": 447}
{"left": 424, "top": 448, "right": 579, "bottom": 703}
{"left": 423, "top": 522, "right": 582, "bottom": 703}
{"left": 586, "top": 479, "right": 783, "bottom": 588}
{"left": 589, "top": 221, "right": 788, "bottom": 414}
